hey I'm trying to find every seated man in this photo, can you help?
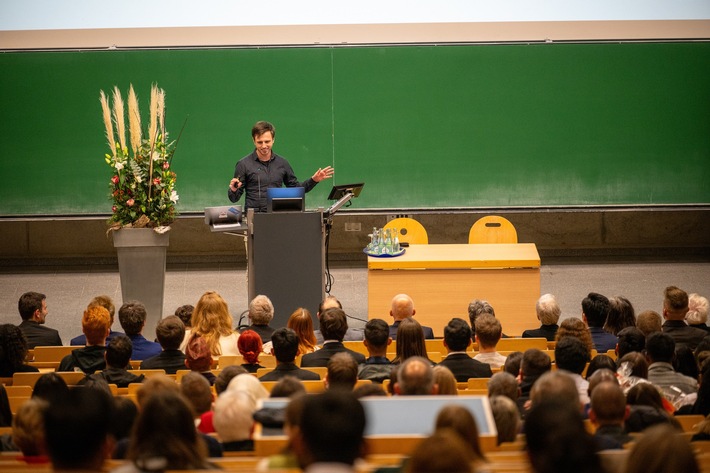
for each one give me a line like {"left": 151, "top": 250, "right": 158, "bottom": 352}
{"left": 517, "top": 348, "right": 552, "bottom": 416}
{"left": 438, "top": 318, "right": 492, "bottom": 382}
{"left": 616, "top": 326, "right": 646, "bottom": 359}
{"left": 394, "top": 356, "right": 438, "bottom": 395}
{"left": 522, "top": 294, "right": 560, "bottom": 341}
{"left": 244, "top": 294, "right": 276, "bottom": 343}
{"left": 17, "top": 291, "right": 62, "bottom": 348}
{"left": 555, "top": 336, "right": 592, "bottom": 405}
{"left": 473, "top": 314, "right": 507, "bottom": 369}
{"left": 140, "top": 315, "right": 187, "bottom": 374}
{"left": 58, "top": 305, "right": 111, "bottom": 374}
{"left": 326, "top": 352, "right": 359, "bottom": 391}
{"left": 589, "top": 381, "right": 633, "bottom": 449}
{"left": 301, "top": 309, "right": 366, "bottom": 367}
{"left": 646, "top": 331, "right": 698, "bottom": 395}
{"left": 91, "top": 335, "right": 145, "bottom": 387}
{"left": 661, "top": 285, "right": 706, "bottom": 351}
{"left": 71, "top": 295, "right": 124, "bottom": 345}
{"left": 358, "top": 318, "right": 394, "bottom": 384}
{"left": 582, "top": 292, "right": 617, "bottom": 353}
{"left": 181, "top": 372, "right": 214, "bottom": 434}
{"left": 259, "top": 328, "right": 321, "bottom": 381}
{"left": 118, "top": 301, "right": 162, "bottom": 361}
{"left": 388, "top": 294, "right": 434, "bottom": 339}
{"left": 314, "top": 296, "right": 363, "bottom": 344}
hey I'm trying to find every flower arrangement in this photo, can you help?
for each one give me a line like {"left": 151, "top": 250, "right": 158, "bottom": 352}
{"left": 100, "top": 84, "right": 178, "bottom": 231}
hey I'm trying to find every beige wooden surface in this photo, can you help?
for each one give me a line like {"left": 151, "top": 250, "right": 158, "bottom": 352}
{"left": 368, "top": 251, "right": 540, "bottom": 337}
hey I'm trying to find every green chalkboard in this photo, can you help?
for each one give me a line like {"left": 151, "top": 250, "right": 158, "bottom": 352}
{"left": 1, "top": 42, "right": 708, "bottom": 215}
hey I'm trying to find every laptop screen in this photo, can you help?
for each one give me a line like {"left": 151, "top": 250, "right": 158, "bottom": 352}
{"left": 266, "top": 187, "right": 305, "bottom": 212}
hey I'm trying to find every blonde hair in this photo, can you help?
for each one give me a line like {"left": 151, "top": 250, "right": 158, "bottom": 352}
{"left": 191, "top": 291, "right": 235, "bottom": 356}
{"left": 12, "top": 398, "right": 48, "bottom": 456}
{"left": 287, "top": 308, "right": 318, "bottom": 355}
{"left": 432, "top": 365, "right": 458, "bottom": 395}
{"left": 686, "top": 293, "right": 709, "bottom": 325}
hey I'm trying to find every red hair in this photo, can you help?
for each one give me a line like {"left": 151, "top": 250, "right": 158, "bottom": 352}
{"left": 237, "top": 329, "right": 262, "bottom": 364}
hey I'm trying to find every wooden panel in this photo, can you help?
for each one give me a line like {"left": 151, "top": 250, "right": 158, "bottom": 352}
{"left": 367, "top": 244, "right": 540, "bottom": 270}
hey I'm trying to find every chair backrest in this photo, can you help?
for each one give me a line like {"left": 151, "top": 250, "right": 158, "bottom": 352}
{"left": 383, "top": 217, "right": 428, "bottom": 245}
{"left": 469, "top": 215, "right": 518, "bottom": 244}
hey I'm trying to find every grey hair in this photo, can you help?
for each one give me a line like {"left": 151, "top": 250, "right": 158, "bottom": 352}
{"left": 249, "top": 294, "right": 274, "bottom": 325}
{"left": 687, "top": 293, "right": 710, "bottom": 325}
{"left": 536, "top": 294, "right": 561, "bottom": 326}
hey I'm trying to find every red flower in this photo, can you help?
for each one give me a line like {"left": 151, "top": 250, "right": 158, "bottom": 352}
{"left": 112, "top": 206, "right": 117, "bottom": 212}
{"left": 111, "top": 175, "right": 119, "bottom": 185}
{"left": 153, "top": 178, "right": 161, "bottom": 185}
{"left": 126, "top": 198, "right": 135, "bottom": 207}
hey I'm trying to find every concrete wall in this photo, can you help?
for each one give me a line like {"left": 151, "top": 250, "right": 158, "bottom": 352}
{"left": 1, "top": 207, "right": 709, "bottom": 266}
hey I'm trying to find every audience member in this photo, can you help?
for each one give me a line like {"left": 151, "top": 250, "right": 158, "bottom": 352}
{"left": 488, "top": 372, "right": 520, "bottom": 401}
{"left": 439, "top": 317, "right": 492, "bottom": 381}
{"left": 0, "top": 385, "right": 10, "bottom": 431}
{"left": 473, "top": 314, "right": 507, "bottom": 369}
{"left": 489, "top": 395, "right": 521, "bottom": 445}
{"left": 301, "top": 308, "right": 365, "bottom": 367}
{"left": 58, "top": 305, "right": 110, "bottom": 374}
{"left": 646, "top": 331, "right": 698, "bottom": 395}
{"left": 213, "top": 390, "right": 257, "bottom": 451}
{"left": 687, "top": 293, "right": 710, "bottom": 332}
{"left": 0, "top": 324, "right": 38, "bottom": 377}
{"left": 116, "top": 390, "right": 212, "bottom": 472}
{"left": 585, "top": 354, "right": 617, "bottom": 380}
{"left": 503, "top": 351, "right": 523, "bottom": 377}
{"left": 661, "top": 285, "right": 706, "bottom": 351}
{"left": 529, "top": 371, "right": 580, "bottom": 411}
{"left": 581, "top": 292, "right": 616, "bottom": 352}
{"left": 260, "top": 327, "right": 320, "bottom": 381}
{"left": 245, "top": 294, "right": 276, "bottom": 343}
{"left": 586, "top": 368, "right": 618, "bottom": 403}
{"left": 181, "top": 372, "right": 214, "bottom": 434}
{"left": 214, "top": 365, "right": 248, "bottom": 394}
{"left": 117, "top": 301, "right": 161, "bottom": 360}
{"left": 395, "top": 356, "right": 437, "bottom": 395}
{"left": 270, "top": 376, "right": 307, "bottom": 398}
{"left": 174, "top": 304, "right": 194, "bottom": 329}
{"left": 555, "top": 317, "right": 595, "bottom": 357}
{"left": 555, "top": 336, "right": 591, "bottom": 405}
{"left": 525, "top": 399, "right": 602, "bottom": 473}
{"left": 17, "top": 291, "right": 62, "bottom": 348}
{"left": 392, "top": 317, "right": 433, "bottom": 365}
{"left": 405, "top": 430, "right": 475, "bottom": 473}
{"left": 326, "top": 352, "right": 359, "bottom": 391}
{"left": 434, "top": 404, "right": 486, "bottom": 463}
{"left": 70, "top": 295, "right": 124, "bottom": 345}
{"left": 674, "top": 344, "right": 699, "bottom": 380}
{"left": 636, "top": 309, "right": 662, "bottom": 337}
{"left": 186, "top": 291, "right": 240, "bottom": 357}
{"left": 624, "top": 423, "right": 699, "bottom": 473}
{"left": 227, "top": 368, "right": 270, "bottom": 403}
{"left": 589, "top": 381, "right": 632, "bottom": 449}
{"left": 517, "top": 349, "right": 552, "bottom": 415}
{"left": 432, "top": 365, "right": 458, "bottom": 395}
{"left": 389, "top": 293, "right": 434, "bottom": 339}
{"left": 604, "top": 295, "right": 636, "bottom": 336}
{"left": 44, "top": 387, "right": 114, "bottom": 471}
{"left": 91, "top": 335, "right": 145, "bottom": 387}
{"left": 314, "top": 295, "right": 363, "bottom": 344}
{"left": 139, "top": 315, "right": 187, "bottom": 374}
{"left": 184, "top": 334, "right": 216, "bottom": 385}
{"left": 357, "top": 318, "right": 394, "bottom": 384}
{"left": 522, "top": 293, "right": 560, "bottom": 341}
{"left": 111, "top": 396, "right": 139, "bottom": 448}
{"left": 616, "top": 326, "right": 645, "bottom": 359}
{"left": 31, "top": 372, "right": 69, "bottom": 404}
{"left": 468, "top": 298, "right": 495, "bottom": 338}
{"left": 12, "top": 398, "right": 48, "bottom": 463}
{"left": 237, "top": 329, "right": 265, "bottom": 373}
{"left": 680, "top": 360, "right": 710, "bottom": 416}
{"left": 352, "top": 383, "right": 387, "bottom": 398}
{"left": 286, "top": 307, "right": 319, "bottom": 355}
{"left": 617, "top": 351, "right": 649, "bottom": 383}
{"left": 292, "top": 391, "right": 366, "bottom": 472}
{"left": 625, "top": 383, "right": 681, "bottom": 433}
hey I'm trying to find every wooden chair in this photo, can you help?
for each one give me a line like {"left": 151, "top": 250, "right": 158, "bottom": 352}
{"left": 496, "top": 338, "right": 547, "bottom": 351}
{"left": 342, "top": 341, "right": 369, "bottom": 356}
{"left": 0, "top": 377, "right": 13, "bottom": 386}
{"left": 468, "top": 215, "right": 518, "bottom": 244}
{"left": 28, "top": 345, "right": 83, "bottom": 370}
{"left": 424, "top": 339, "right": 446, "bottom": 354}
{"left": 383, "top": 217, "right": 429, "bottom": 245}
{"left": 12, "top": 371, "right": 86, "bottom": 388}
{"left": 175, "top": 369, "right": 222, "bottom": 383}
{"left": 676, "top": 414, "right": 706, "bottom": 433}
{"left": 127, "top": 369, "right": 166, "bottom": 379}
{"left": 467, "top": 378, "right": 490, "bottom": 390}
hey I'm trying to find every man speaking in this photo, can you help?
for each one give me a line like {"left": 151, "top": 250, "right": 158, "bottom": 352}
{"left": 228, "top": 121, "right": 334, "bottom": 212}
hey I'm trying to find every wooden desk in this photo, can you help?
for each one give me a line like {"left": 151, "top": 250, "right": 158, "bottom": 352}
{"left": 368, "top": 243, "right": 541, "bottom": 337}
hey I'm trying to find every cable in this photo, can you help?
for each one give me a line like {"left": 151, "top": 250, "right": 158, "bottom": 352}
{"left": 324, "top": 215, "right": 334, "bottom": 294}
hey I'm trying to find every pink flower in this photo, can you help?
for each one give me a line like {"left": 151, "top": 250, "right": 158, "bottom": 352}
{"left": 153, "top": 178, "right": 161, "bottom": 185}
{"left": 162, "top": 162, "right": 170, "bottom": 170}
{"left": 126, "top": 198, "right": 135, "bottom": 207}
{"left": 111, "top": 175, "right": 119, "bottom": 185}
{"left": 112, "top": 206, "right": 117, "bottom": 212}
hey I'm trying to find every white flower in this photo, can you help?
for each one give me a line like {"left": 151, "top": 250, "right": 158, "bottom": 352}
{"left": 170, "top": 190, "right": 179, "bottom": 203}
{"left": 152, "top": 151, "right": 161, "bottom": 161}
{"left": 115, "top": 162, "right": 124, "bottom": 171}
{"left": 135, "top": 175, "right": 142, "bottom": 184}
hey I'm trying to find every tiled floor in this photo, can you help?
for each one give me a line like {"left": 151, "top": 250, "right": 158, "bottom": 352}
{"left": 1, "top": 260, "right": 709, "bottom": 343}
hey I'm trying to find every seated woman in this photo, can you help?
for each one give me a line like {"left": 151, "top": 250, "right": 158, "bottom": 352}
{"left": 187, "top": 291, "right": 240, "bottom": 359}
{"left": 237, "top": 330, "right": 265, "bottom": 374}
{"left": 392, "top": 317, "right": 434, "bottom": 365}
{"left": 0, "top": 324, "right": 38, "bottom": 378}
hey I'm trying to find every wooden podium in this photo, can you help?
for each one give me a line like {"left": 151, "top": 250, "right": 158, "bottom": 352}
{"left": 367, "top": 243, "right": 541, "bottom": 337}
{"left": 247, "top": 210, "right": 325, "bottom": 328}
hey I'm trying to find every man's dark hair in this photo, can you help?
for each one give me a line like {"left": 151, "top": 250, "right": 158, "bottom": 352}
{"left": 555, "top": 336, "right": 590, "bottom": 375}
{"left": 18, "top": 292, "right": 45, "bottom": 321}
{"left": 180, "top": 371, "right": 213, "bottom": 416}
{"left": 617, "top": 327, "right": 646, "bottom": 359}
{"left": 645, "top": 332, "right": 675, "bottom": 363}
{"left": 444, "top": 318, "right": 472, "bottom": 352}
{"left": 174, "top": 305, "right": 194, "bottom": 328}
{"left": 252, "top": 120, "right": 276, "bottom": 139}
{"left": 364, "top": 319, "right": 390, "bottom": 348}
{"left": 105, "top": 335, "right": 133, "bottom": 368}
{"left": 319, "top": 308, "right": 348, "bottom": 342}
{"left": 503, "top": 351, "right": 524, "bottom": 377}
{"left": 214, "top": 365, "right": 248, "bottom": 395}
{"left": 298, "top": 390, "right": 365, "bottom": 466}
{"left": 582, "top": 292, "right": 610, "bottom": 328}
{"left": 156, "top": 315, "right": 185, "bottom": 351}
{"left": 521, "top": 349, "right": 552, "bottom": 380}
{"left": 44, "top": 387, "right": 114, "bottom": 470}
{"left": 327, "top": 352, "right": 359, "bottom": 390}
{"left": 118, "top": 301, "right": 147, "bottom": 336}
{"left": 271, "top": 376, "right": 306, "bottom": 398}
{"left": 271, "top": 327, "right": 300, "bottom": 362}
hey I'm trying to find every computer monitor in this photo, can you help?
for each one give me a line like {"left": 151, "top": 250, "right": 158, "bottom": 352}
{"left": 327, "top": 182, "right": 365, "bottom": 200}
{"left": 267, "top": 187, "right": 305, "bottom": 212}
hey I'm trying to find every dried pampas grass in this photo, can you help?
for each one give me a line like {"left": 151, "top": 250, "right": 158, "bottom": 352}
{"left": 112, "top": 86, "right": 127, "bottom": 151}
{"left": 99, "top": 90, "right": 116, "bottom": 155}
{"left": 127, "top": 85, "right": 142, "bottom": 155}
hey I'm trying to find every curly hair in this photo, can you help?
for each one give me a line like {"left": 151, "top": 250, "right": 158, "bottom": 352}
{"left": 237, "top": 329, "right": 262, "bottom": 364}
{"left": 192, "top": 291, "right": 235, "bottom": 357}
{"left": 555, "top": 317, "right": 594, "bottom": 357}
{"left": 0, "top": 324, "right": 30, "bottom": 374}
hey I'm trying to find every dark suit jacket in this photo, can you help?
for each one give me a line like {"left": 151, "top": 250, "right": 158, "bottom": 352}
{"left": 18, "top": 320, "right": 62, "bottom": 349}
{"left": 247, "top": 324, "right": 276, "bottom": 343}
{"left": 258, "top": 362, "right": 321, "bottom": 381}
{"left": 140, "top": 349, "right": 187, "bottom": 374}
{"left": 663, "top": 320, "right": 708, "bottom": 351}
{"left": 438, "top": 353, "right": 493, "bottom": 382}
{"left": 300, "top": 342, "right": 366, "bottom": 367}
{"left": 389, "top": 320, "right": 435, "bottom": 340}
{"left": 521, "top": 324, "right": 559, "bottom": 341}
